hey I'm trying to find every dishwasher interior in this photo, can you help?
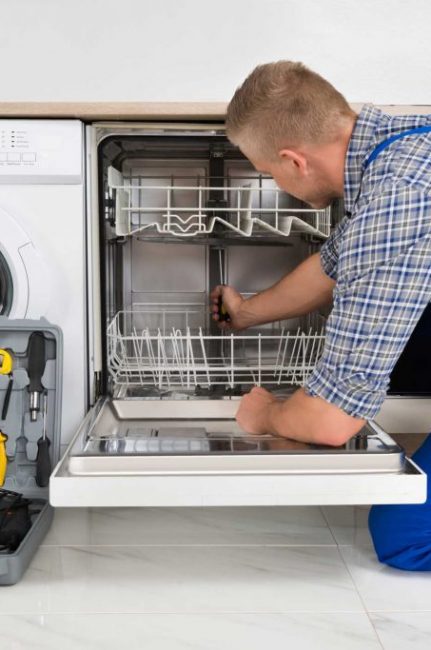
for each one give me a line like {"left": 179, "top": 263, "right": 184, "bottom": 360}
{"left": 102, "top": 132, "right": 330, "bottom": 401}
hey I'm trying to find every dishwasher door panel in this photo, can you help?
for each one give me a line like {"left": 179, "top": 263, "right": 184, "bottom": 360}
{"left": 50, "top": 398, "right": 427, "bottom": 507}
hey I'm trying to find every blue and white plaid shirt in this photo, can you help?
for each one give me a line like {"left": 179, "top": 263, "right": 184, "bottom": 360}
{"left": 305, "top": 104, "right": 431, "bottom": 419}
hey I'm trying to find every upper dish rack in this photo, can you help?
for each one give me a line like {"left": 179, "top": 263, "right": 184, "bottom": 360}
{"left": 107, "top": 167, "right": 331, "bottom": 239}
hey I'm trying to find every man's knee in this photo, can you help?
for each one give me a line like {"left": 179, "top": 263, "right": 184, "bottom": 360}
{"left": 368, "top": 433, "right": 431, "bottom": 571}
{"left": 369, "top": 504, "right": 431, "bottom": 571}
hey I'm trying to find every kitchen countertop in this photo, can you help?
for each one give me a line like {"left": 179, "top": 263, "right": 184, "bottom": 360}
{"left": 0, "top": 102, "right": 228, "bottom": 121}
{"left": 0, "top": 102, "right": 429, "bottom": 121}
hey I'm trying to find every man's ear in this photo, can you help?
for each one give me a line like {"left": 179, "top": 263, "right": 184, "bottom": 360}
{"left": 278, "top": 148, "right": 308, "bottom": 174}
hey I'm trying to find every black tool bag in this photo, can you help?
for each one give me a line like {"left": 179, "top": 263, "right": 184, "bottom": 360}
{"left": 0, "top": 489, "right": 33, "bottom": 553}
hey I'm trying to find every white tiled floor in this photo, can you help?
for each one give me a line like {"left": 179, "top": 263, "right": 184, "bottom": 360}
{"left": 1, "top": 506, "right": 430, "bottom": 649}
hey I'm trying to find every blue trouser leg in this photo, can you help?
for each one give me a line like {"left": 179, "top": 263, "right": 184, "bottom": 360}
{"left": 368, "top": 433, "right": 431, "bottom": 571}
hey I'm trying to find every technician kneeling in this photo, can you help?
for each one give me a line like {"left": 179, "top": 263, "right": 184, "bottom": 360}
{"left": 211, "top": 60, "right": 431, "bottom": 571}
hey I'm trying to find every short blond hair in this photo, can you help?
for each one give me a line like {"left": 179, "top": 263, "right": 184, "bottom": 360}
{"left": 226, "top": 61, "right": 355, "bottom": 159}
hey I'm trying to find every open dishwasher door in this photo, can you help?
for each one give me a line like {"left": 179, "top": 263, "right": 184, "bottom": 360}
{"left": 50, "top": 397, "right": 426, "bottom": 507}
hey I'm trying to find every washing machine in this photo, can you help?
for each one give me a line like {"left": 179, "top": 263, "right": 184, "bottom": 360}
{"left": 0, "top": 120, "right": 87, "bottom": 440}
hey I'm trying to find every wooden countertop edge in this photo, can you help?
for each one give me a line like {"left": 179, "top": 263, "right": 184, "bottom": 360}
{"left": 0, "top": 102, "right": 229, "bottom": 120}
{"left": 0, "top": 102, "right": 429, "bottom": 120}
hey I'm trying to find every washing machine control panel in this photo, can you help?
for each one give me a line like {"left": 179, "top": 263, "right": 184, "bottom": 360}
{"left": 0, "top": 120, "right": 82, "bottom": 184}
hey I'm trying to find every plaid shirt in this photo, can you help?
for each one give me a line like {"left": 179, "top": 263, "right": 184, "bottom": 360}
{"left": 305, "top": 104, "right": 431, "bottom": 419}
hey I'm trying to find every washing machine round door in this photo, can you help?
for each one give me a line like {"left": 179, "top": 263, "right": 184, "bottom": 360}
{"left": 0, "top": 205, "right": 49, "bottom": 318}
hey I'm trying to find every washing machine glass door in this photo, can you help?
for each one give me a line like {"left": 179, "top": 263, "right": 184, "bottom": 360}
{"left": 0, "top": 248, "right": 13, "bottom": 315}
{"left": 0, "top": 205, "right": 48, "bottom": 318}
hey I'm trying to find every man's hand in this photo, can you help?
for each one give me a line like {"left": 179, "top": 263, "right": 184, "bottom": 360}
{"left": 210, "top": 253, "right": 335, "bottom": 333}
{"left": 236, "top": 386, "right": 278, "bottom": 434}
{"left": 210, "top": 285, "right": 246, "bottom": 330}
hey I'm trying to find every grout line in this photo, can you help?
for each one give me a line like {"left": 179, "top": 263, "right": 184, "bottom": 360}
{"left": 38, "top": 542, "right": 341, "bottom": 548}
{"left": 319, "top": 506, "right": 339, "bottom": 545}
{"left": 0, "top": 609, "right": 375, "bottom": 616}
{"left": 336, "top": 543, "right": 374, "bottom": 548}
{"left": 0, "top": 609, "right": 431, "bottom": 612}
{"left": 336, "top": 542, "right": 385, "bottom": 650}
{"left": 367, "top": 609, "right": 431, "bottom": 614}
{"left": 368, "top": 622, "right": 391, "bottom": 649}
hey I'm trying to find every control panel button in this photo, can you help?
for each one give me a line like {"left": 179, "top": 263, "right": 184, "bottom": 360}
{"left": 7, "top": 152, "right": 21, "bottom": 162}
{"left": 22, "top": 152, "right": 36, "bottom": 162}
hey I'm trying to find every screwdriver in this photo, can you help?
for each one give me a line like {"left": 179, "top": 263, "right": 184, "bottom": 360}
{"left": 27, "top": 332, "right": 46, "bottom": 422}
{"left": 35, "top": 392, "right": 51, "bottom": 488}
{"left": 217, "top": 249, "right": 231, "bottom": 323}
{"left": 0, "top": 430, "right": 8, "bottom": 486}
{"left": 0, "top": 348, "right": 13, "bottom": 421}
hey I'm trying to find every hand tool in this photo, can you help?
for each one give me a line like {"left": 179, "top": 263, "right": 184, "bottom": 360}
{"left": 27, "top": 332, "right": 46, "bottom": 422}
{"left": 217, "top": 249, "right": 231, "bottom": 323}
{"left": 0, "top": 489, "right": 32, "bottom": 552}
{"left": 0, "top": 430, "right": 8, "bottom": 487}
{"left": 0, "top": 348, "right": 13, "bottom": 421}
{"left": 35, "top": 392, "right": 51, "bottom": 488}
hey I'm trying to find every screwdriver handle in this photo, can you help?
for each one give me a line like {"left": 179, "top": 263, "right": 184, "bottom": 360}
{"left": 28, "top": 332, "right": 47, "bottom": 421}
{"left": 0, "top": 430, "right": 8, "bottom": 487}
{"left": 218, "top": 295, "right": 231, "bottom": 322}
{"left": 28, "top": 332, "right": 46, "bottom": 392}
{"left": 217, "top": 284, "right": 231, "bottom": 323}
{"left": 35, "top": 437, "right": 51, "bottom": 488}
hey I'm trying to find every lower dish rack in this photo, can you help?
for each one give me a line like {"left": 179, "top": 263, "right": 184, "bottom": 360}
{"left": 107, "top": 308, "right": 326, "bottom": 392}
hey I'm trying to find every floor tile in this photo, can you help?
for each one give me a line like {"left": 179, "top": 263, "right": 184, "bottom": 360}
{"left": 370, "top": 612, "right": 431, "bottom": 650}
{"left": 321, "top": 506, "right": 372, "bottom": 546}
{"left": 0, "top": 612, "right": 382, "bottom": 650}
{"left": 13, "top": 544, "right": 364, "bottom": 614}
{"left": 42, "top": 506, "right": 334, "bottom": 546}
{"left": 0, "top": 550, "right": 50, "bottom": 613}
{"left": 340, "top": 545, "right": 431, "bottom": 612}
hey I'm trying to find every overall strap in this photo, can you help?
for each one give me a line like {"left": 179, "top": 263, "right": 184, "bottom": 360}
{"left": 364, "top": 125, "right": 431, "bottom": 170}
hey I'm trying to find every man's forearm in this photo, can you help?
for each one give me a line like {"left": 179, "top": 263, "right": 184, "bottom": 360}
{"left": 235, "top": 386, "right": 366, "bottom": 447}
{"left": 267, "top": 388, "right": 365, "bottom": 445}
{"left": 236, "top": 252, "right": 335, "bottom": 329}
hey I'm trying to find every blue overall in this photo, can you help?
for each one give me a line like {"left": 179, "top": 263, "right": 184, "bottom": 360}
{"left": 363, "top": 125, "right": 431, "bottom": 571}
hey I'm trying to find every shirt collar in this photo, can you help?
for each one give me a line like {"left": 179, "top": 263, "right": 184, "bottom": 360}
{"left": 344, "top": 104, "right": 383, "bottom": 213}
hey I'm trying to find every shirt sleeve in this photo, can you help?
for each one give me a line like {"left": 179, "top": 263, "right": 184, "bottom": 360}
{"left": 319, "top": 214, "right": 351, "bottom": 280}
{"left": 305, "top": 187, "right": 431, "bottom": 419}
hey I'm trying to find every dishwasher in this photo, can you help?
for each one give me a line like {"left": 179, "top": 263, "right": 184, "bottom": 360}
{"left": 50, "top": 121, "right": 427, "bottom": 507}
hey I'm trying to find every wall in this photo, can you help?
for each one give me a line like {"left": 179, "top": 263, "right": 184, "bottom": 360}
{"left": 0, "top": 0, "right": 430, "bottom": 103}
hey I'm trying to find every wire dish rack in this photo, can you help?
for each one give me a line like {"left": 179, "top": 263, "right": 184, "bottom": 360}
{"left": 107, "top": 307, "right": 326, "bottom": 392}
{"left": 107, "top": 167, "right": 331, "bottom": 239}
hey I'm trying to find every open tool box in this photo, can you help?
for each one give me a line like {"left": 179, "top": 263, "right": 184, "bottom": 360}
{"left": 0, "top": 318, "right": 61, "bottom": 586}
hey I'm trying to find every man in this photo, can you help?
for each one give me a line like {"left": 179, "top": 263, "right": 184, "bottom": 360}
{"left": 211, "top": 61, "right": 431, "bottom": 571}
